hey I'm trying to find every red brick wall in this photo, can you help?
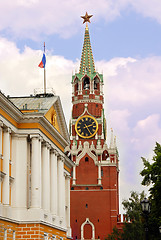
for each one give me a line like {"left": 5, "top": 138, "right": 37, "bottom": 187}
{"left": 71, "top": 160, "right": 119, "bottom": 239}
{"left": 72, "top": 101, "right": 103, "bottom": 119}
{"left": 76, "top": 154, "right": 98, "bottom": 185}
{"left": 17, "top": 224, "right": 41, "bottom": 239}
{"left": 0, "top": 221, "right": 67, "bottom": 240}
{"left": 70, "top": 190, "right": 118, "bottom": 240}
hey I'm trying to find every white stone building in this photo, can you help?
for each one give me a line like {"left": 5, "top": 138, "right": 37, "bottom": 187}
{"left": 0, "top": 91, "right": 73, "bottom": 239}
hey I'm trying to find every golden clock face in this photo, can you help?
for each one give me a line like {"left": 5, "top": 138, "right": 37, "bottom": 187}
{"left": 75, "top": 115, "right": 98, "bottom": 139}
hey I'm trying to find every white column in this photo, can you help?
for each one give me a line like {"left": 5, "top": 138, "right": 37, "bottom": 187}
{"left": 62, "top": 171, "right": 66, "bottom": 221}
{"left": 57, "top": 155, "right": 65, "bottom": 220}
{"left": 78, "top": 82, "right": 82, "bottom": 95}
{"left": 11, "top": 134, "right": 28, "bottom": 208}
{"left": 98, "top": 163, "right": 102, "bottom": 185}
{"left": 50, "top": 149, "right": 58, "bottom": 215}
{"left": 72, "top": 165, "right": 76, "bottom": 185}
{"left": 80, "top": 80, "right": 82, "bottom": 94}
{"left": 92, "top": 80, "right": 94, "bottom": 94}
{"left": 90, "top": 79, "right": 92, "bottom": 94}
{"left": 42, "top": 142, "right": 50, "bottom": 211}
{"left": 65, "top": 174, "right": 71, "bottom": 236}
{"left": 0, "top": 121, "right": 3, "bottom": 203}
{"left": 30, "top": 136, "right": 42, "bottom": 208}
{"left": 3, "top": 127, "right": 11, "bottom": 205}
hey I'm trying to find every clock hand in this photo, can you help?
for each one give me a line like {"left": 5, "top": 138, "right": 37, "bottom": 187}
{"left": 84, "top": 124, "right": 92, "bottom": 135}
{"left": 83, "top": 123, "right": 94, "bottom": 128}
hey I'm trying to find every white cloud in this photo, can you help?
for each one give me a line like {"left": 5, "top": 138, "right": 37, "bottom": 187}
{"left": 132, "top": 114, "right": 161, "bottom": 153}
{"left": 98, "top": 54, "right": 161, "bottom": 204}
{"left": 130, "top": 0, "right": 161, "bottom": 24}
{"left": 100, "top": 56, "right": 161, "bottom": 107}
{"left": 1, "top": 37, "right": 161, "bottom": 206}
{"left": 0, "top": 37, "right": 76, "bottom": 124}
{"left": 1, "top": 0, "right": 161, "bottom": 39}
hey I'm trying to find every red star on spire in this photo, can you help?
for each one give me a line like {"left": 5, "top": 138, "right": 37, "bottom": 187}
{"left": 81, "top": 12, "right": 93, "bottom": 24}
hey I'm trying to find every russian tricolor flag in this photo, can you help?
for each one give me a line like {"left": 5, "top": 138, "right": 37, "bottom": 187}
{"left": 38, "top": 53, "right": 46, "bottom": 68}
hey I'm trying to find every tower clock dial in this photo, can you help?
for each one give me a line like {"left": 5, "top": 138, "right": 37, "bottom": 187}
{"left": 75, "top": 115, "right": 98, "bottom": 139}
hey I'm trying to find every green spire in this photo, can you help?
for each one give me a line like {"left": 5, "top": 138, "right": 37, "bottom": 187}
{"left": 79, "top": 24, "right": 96, "bottom": 75}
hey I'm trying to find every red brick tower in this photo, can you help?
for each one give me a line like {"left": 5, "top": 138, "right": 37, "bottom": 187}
{"left": 65, "top": 13, "right": 120, "bottom": 240}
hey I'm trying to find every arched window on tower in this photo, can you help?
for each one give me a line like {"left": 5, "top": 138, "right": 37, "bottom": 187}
{"left": 102, "top": 150, "right": 109, "bottom": 160}
{"left": 94, "top": 77, "right": 100, "bottom": 91}
{"left": 83, "top": 77, "right": 90, "bottom": 90}
{"left": 75, "top": 78, "right": 79, "bottom": 92}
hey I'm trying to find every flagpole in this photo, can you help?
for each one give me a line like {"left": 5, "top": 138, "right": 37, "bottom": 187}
{"left": 44, "top": 42, "right": 46, "bottom": 95}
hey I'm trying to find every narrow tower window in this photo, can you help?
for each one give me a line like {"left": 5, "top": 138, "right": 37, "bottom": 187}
{"left": 94, "top": 77, "right": 100, "bottom": 90}
{"left": 85, "top": 157, "right": 89, "bottom": 162}
{"left": 86, "top": 204, "right": 88, "bottom": 208}
{"left": 83, "top": 77, "right": 90, "bottom": 89}
{"left": 75, "top": 82, "right": 78, "bottom": 91}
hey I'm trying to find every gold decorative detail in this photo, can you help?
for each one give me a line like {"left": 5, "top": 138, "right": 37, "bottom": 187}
{"left": 75, "top": 115, "right": 98, "bottom": 139}
{"left": 81, "top": 12, "right": 93, "bottom": 24}
{"left": 51, "top": 111, "right": 57, "bottom": 126}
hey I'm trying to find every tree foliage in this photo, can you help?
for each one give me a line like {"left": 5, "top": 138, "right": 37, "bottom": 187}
{"left": 105, "top": 226, "right": 122, "bottom": 240}
{"left": 106, "top": 191, "right": 145, "bottom": 240}
{"left": 140, "top": 142, "right": 161, "bottom": 239}
{"left": 121, "top": 191, "right": 145, "bottom": 240}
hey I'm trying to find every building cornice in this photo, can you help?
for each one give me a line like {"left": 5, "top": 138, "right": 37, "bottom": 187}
{"left": 0, "top": 92, "right": 23, "bottom": 122}
{"left": 72, "top": 98, "right": 103, "bottom": 105}
{"left": 53, "top": 96, "right": 70, "bottom": 143}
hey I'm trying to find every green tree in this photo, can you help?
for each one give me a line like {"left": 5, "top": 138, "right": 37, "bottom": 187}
{"left": 105, "top": 226, "right": 122, "bottom": 240}
{"left": 106, "top": 191, "right": 145, "bottom": 240}
{"left": 121, "top": 191, "right": 145, "bottom": 240}
{"left": 140, "top": 142, "right": 161, "bottom": 239}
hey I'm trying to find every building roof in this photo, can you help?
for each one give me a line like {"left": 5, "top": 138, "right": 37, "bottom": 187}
{"left": 8, "top": 93, "right": 70, "bottom": 143}
{"left": 9, "top": 94, "right": 57, "bottom": 115}
{"left": 71, "top": 24, "right": 103, "bottom": 83}
{"left": 79, "top": 25, "right": 95, "bottom": 75}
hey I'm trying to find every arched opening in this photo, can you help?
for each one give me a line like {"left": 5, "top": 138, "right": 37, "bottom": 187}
{"left": 94, "top": 77, "right": 100, "bottom": 91}
{"left": 102, "top": 150, "right": 109, "bottom": 160}
{"left": 84, "top": 224, "right": 92, "bottom": 239}
{"left": 74, "top": 78, "right": 79, "bottom": 92}
{"left": 81, "top": 218, "right": 95, "bottom": 240}
{"left": 83, "top": 77, "right": 90, "bottom": 90}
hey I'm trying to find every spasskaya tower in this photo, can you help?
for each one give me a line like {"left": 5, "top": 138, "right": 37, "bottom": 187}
{"left": 65, "top": 12, "right": 122, "bottom": 240}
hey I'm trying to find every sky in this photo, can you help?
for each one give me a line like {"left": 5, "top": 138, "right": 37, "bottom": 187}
{"left": 1, "top": 0, "right": 161, "bottom": 214}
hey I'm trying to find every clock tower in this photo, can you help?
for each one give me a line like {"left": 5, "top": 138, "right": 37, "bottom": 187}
{"left": 65, "top": 13, "right": 121, "bottom": 240}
